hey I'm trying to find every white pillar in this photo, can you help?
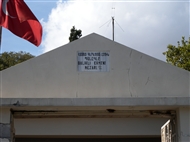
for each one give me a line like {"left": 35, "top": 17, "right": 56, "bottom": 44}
{"left": 177, "top": 107, "right": 190, "bottom": 142}
{"left": 0, "top": 108, "right": 11, "bottom": 142}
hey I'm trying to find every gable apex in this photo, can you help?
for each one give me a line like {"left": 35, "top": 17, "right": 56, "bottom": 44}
{"left": 1, "top": 33, "right": 189, "bottom": 99}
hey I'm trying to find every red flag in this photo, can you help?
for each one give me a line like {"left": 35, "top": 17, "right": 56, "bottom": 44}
{"left": 0, "top": 0, "right": 42, "bottom": 46}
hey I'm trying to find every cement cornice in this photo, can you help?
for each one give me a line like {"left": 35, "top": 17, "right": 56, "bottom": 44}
{"left": 0, "top": 97, "right": 190, "bottom": 107}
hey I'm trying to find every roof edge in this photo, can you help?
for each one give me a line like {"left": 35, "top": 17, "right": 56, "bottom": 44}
{"left": 1, "top": 97, "right": 190, "bottom": 107}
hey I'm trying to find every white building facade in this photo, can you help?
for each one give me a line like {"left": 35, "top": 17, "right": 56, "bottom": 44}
{"left": 1, "top": 33, "right": 190, "bottom": 142}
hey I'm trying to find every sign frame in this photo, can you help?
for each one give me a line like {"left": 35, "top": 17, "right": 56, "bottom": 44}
{"left": 77, "top": 51, "right": 110, "bottom": 72}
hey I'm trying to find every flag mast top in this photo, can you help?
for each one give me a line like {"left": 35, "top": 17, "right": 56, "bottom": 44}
{"left": 99, "top": 6, "right": 123, "bottom": 42}
{"left": 112, "top": 16, "right": 114, "bottom": 41}
{"left": 112, "top": 7, "right": 115, "bottom": 41}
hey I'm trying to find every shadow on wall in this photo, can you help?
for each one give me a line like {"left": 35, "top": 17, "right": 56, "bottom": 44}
{"left": 16, "top": 137, "right": 161, "bottom": 142}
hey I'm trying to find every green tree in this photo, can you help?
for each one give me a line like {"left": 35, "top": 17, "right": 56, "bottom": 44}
{"left": 163, "top": 37, "right": 190, "bottom": 71}
{"left": 69, "top": 26, "right": 82, "bottom": 42}
{"left": 0, "top": 51, "right": 35, "bottom": 71}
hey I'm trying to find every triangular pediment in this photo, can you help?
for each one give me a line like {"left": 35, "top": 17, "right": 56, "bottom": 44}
{"left": 1, "top": 33, "right": 190, "bottom": 98}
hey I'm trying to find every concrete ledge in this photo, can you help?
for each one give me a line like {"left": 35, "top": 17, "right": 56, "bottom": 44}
{"left": 0, "top": 97, "right": 190, "bottom": 107}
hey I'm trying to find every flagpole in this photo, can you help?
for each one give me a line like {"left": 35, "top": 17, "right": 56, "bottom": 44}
{"left": 0, "top": 26, "right": 2, "bottom": 141}
{"left": 0, "top": 26, "right": 2, "bottom": 49}
{"left": 0, "top": 26, "right": 2, "bottom": 117}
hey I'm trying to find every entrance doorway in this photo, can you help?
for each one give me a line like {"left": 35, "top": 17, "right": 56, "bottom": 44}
{"left": 13, "top": 110, "right": 177, "bottom": 142}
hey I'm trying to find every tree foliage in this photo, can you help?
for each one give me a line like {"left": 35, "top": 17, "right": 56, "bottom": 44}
{"left": 69, "top": 26, "right": 82, "bottom": 42}
{"left": 163, "top": 37, "right": 190, "bottom": 71}
{"left": 0, "top": 51, "right": 35, "bottom": 71}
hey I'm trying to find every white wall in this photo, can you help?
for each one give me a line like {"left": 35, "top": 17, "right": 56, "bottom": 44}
{"left": 177, "top": 107, "right": 190, "bottom": 142}
{"left": 1, "top": 34, "right": 189, "bottom": 98}
{"left": 14, "top": 117, "right": 168, "bottom": 136}
{"left": 0, "top": 108, "right": 11, "bottom": 142}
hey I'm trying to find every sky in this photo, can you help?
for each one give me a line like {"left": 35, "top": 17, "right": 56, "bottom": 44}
{"left": 1, "top": 0, "right": 189, "bottom": 61}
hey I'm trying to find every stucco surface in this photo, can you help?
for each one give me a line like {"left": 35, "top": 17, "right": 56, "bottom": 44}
{"left": 0, "top": 33, "right": 189, "bottom": 98}
{"left": 0, "top": 98, "right": 190, "bottom": 107}
{"left": 14, "top": 118, "right": 168, "bottom": 136}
